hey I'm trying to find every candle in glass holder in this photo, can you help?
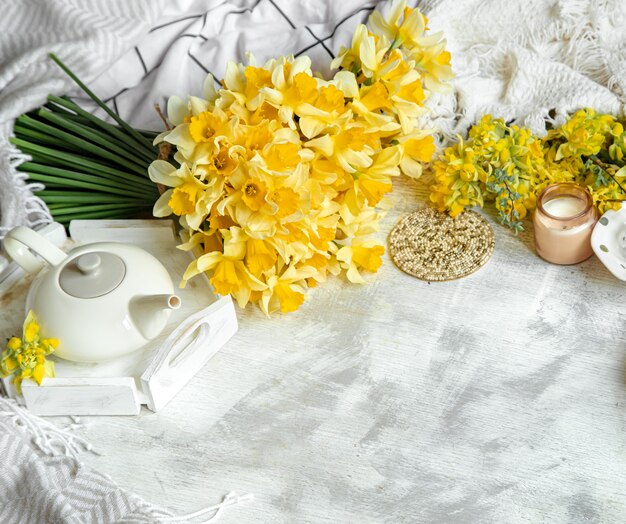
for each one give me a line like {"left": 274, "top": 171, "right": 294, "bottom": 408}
{"left": 533, "top": 182, "right": 597, "bottom": 265}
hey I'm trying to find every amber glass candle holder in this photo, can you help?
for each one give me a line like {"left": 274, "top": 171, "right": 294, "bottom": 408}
{"left": 533, "top": 182, "right": 597, "bottom": 265}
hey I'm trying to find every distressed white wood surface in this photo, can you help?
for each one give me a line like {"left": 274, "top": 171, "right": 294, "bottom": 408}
{"left": 3, "top": 177, "right": 626, "bottom": 522}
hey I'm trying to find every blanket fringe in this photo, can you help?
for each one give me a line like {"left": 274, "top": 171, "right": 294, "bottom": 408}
{"left": 0, "top": 396, "right": 95, "bottom": 459}
{"left": 0, "top": 141, "right": 52, "bottom": 239}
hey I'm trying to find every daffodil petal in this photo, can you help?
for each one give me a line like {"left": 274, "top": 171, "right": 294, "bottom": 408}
{"left": 153, "top": 189, "right": 174, "bottom": 217}
{"left": 148, "top": 160, "right": 179, "bottom": 187}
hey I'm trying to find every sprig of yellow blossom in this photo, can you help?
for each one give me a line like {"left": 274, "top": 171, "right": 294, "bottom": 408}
{"left": 0, "top": 311, "right": 57, "bottom": 393}
{"left": 149, "top": 0, "right": 453, "bottom": 315}
{"left": 430, "top": 109, "right": 626, "bottom": 231}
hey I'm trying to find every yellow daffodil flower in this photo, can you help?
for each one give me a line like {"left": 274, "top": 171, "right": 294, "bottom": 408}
{"left": 182, "top": 227, "right": 267, "bottom": 307}
{"left": 336, "top": 240, "right": 385, "bottom": 283}
{"left": 150, "top": 161, "right": 222, "bottom": 230}
{"left": 368, "top": 1, "right": 426, "bottom": 51}
{"left": 259, "top": 264, "right": 318, "bottom": 315}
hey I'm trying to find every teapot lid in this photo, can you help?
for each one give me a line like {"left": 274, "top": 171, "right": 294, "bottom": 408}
{"left": 59, "top": 252, "right": 126, "bottom": 298}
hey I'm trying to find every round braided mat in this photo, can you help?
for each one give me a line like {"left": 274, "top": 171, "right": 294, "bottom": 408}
{"left": 389, "top": 208, "right": 495, "bottom": 281}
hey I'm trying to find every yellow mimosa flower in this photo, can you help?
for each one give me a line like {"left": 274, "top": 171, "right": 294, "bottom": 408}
{"left": 24, "top": 319, "right": 39, "bottom": 343}
{"left": 7, "top": 337, "right": 21, "bottom": 351}
{"left": 1, "top": 310, "right": 57, "bottom": 392}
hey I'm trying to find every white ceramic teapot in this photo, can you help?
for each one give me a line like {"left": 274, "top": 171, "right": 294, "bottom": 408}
{"left": 3, "top": 226, "right": 181, "bottom": 363}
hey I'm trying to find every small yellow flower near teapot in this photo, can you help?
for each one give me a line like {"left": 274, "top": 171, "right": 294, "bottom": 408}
{"left": 0, "top": 310, "right": 57, "bottom": 393}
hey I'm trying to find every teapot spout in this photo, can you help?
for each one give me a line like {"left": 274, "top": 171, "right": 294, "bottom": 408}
{"left": 129, "top": 294, "right": 181, "bottom": 341}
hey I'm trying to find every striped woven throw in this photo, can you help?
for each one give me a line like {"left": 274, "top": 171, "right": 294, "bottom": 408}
{"left": 0, "top": 398, "right": 175, "bottom": 523}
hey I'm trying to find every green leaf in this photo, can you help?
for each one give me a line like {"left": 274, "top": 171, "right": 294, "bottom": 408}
{"left": 50, "top": 203, "right": 152, "bottom": 216}
{"left": 13, "top": 123, "right": 85, "bottom": 153}
{"left": 19, "top": 112, "right": 147, "bottom": 176}
{"left": 48, "top": 54, "right": 156, "bottom": 153}
{"left": 26, "top": 171, "right": 158, "bottom": 201}
{"left": 36, "top": 190, "right": 150, "bottom": 204}
{"left": 47, "top": 95, "right": 156, "bottom": 163}
{"left": 37, "top": 109, "right": 151, "bottom": 170}
{"left": 10, "top": 137, "right": 155, "bottom": 191}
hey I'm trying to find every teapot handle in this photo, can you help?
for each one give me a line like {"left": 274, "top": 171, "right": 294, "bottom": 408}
{"left": 3, "top": 226, "right": 67, "bottom": 274}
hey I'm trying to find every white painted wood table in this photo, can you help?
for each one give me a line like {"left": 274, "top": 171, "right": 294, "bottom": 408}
{"left": 3, "top": 178, "right": 626, "bottom": 522}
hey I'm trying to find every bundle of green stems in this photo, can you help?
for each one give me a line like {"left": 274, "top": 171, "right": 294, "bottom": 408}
{"left": 10, "top": 54, "right": 162, "bottom": 225}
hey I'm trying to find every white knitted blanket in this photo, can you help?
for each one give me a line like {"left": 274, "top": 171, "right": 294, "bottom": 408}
{"left": 425, "top": 0, "right": 626, "bottom": 136}
{"left": 0, "top": 398, "right": 174, "bottom": 523}
{"left": 1, "top": 0, "right": 625, "bottom": 240}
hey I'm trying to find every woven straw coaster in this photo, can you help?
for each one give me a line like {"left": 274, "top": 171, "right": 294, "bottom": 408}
{"left": 389, "top": 208, "right": 495, "bottom": 281}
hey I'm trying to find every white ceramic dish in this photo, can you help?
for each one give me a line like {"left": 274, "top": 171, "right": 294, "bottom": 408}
{"left": 591, "top": 203, "right": 626, "bottom": 281}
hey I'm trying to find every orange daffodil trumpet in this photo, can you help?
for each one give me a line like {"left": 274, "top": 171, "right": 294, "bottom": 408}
{"left": 150, "top": 0, "right": 453, "bottom": 315}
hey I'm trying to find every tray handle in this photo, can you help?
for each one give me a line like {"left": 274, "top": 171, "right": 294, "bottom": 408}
{"left": 164, "top": 317, "right": 212, "bottom": 369}
{"left": 140, "top": 296, "right": 238, "bottom": 412}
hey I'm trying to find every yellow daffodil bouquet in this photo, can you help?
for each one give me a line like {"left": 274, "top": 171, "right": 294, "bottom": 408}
{"left": 150, "top": 1, "right": 453, "bottom": 314}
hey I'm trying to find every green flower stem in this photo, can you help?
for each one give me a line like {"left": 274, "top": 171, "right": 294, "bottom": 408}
{"left": 48, "top": 203, "right": 151, "bottom": 216}
{"left": 47, "top": 95, "right": 156, "bottom": 163}
{"left": 24, "top": 171, "right": 157, "bottom": 198}
{"left": 48, "top": 54, "right": 156, "bottom": 153}
{"left": 590, "top": 155, "right": 626, "bottom": 195}
{"left": 54, "top": 209, "right": 146, "bottom": 223}
{"left": 43, "top": 100, "right": 82, "bottom": 117}
{"left": 42, "top": 105, "right": 155, "bottom": 165}
{"left": 36, "top": 191, "right": 149, "bottom": 204}
{"left": 34, "top": 110, "right": 150, "bottom": 170}
{"left": 10, "top": 138, "right": 155, "bottom": 190}
{"left": 13, "top": 124, "right": 85, "bottom": 153}
{"left": 31, "top": 110, "right": 148, "bottom": 175}
{"left": 138, "top": 129, "right": 160, "bottom": 139}
{"left": 18, "top": 162, "right": 149, "bottom": 195}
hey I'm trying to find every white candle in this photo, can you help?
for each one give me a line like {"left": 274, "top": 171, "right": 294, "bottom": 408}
{"left": 542, "top": 196, "right": 586, "bottom": 218}
{"left": 533, "top": 183, "right": 597, "bottom": 265}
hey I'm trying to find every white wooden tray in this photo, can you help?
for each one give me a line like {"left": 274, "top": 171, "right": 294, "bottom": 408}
{"left": 0, "top": 220, "right": 238, "bottom": 416}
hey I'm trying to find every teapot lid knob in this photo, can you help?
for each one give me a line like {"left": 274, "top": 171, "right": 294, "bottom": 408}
{"left": 76, "top": 253, "right": 101, "bottom": 275}
{"left": 59, "top": 252, "right": 126, "bottom": 298}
